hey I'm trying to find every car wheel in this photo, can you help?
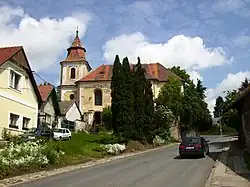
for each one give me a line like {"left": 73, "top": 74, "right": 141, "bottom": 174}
{"left": 68, "top": 136, "right": 71, "bottom": 140}
{"left": 59, "top": 137, "right": 62, "bottom": 141}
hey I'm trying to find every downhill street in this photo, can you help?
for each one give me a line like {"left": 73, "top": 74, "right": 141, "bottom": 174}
{"left": 14, "top": 135, "right": 233, "bottom": 187}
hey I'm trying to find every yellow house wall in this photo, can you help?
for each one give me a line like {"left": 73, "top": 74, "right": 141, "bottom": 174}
{"left": 78, "top": 80, "right": 166, "bottom": 114}
{"left": 0, "top": 60, "right": 38, "bottom": 138}
{"left": 79, "top": 81, "right": 111, "bottom": 113}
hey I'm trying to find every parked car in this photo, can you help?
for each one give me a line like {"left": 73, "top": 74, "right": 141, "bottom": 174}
{"left": 179, "top": 136, "right": 209, "bottom": 158}
{"left": 53, "top": 128, "right": 71, "bottom": 140}
{"left": 21, "top": 127, "right": 53, "bottom": 141}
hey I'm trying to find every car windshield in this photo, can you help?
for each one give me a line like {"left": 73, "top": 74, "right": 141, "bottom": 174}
{"left": 53, "top": 128, "right": 64, "bottom": 133}
{"left": 183, "top": 137, "right": 201, "bottom": 144}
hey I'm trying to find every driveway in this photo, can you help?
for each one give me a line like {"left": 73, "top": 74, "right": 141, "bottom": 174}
{"left": 14, "top": 135, "right": 232, "bottom": 187}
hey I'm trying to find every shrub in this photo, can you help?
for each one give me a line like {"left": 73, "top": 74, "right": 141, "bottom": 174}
{"left": 153, "top": 105, "right": 175, "bottom": 140}
{"left": 0, "top": 140, "right": 64, "bottom": 178}
{"left": 1, "top": 128, "right": 12, "bottom": 141}
{"left": 101, "top": 106, "right": 112, "bottom": 130}
{"left": 153, "top": 135, "right": 167, "bottom": 146}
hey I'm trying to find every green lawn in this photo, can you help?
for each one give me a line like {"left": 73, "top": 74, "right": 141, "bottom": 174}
{"left": 45, "top": 131, "right": 121, "bottom": 164}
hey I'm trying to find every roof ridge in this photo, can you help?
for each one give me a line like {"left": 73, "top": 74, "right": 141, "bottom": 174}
{"left": 0, "top": 46, "right": 23, "bottom": 49}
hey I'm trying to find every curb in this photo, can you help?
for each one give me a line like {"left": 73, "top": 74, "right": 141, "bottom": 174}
{"left": 0, "top": 143, "right": 179, "bottom": 187}
{"left": 204, "top": 137, "right": 235, "bottom": 187}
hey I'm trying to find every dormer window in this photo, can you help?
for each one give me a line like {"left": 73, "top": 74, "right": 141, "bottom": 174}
{"left": 70, "top": 68, "right": 76, "bottom": 79}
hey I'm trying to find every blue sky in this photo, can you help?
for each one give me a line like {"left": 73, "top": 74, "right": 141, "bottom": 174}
{"left": 0, "top": 0, "right": 250, "bottom": 111}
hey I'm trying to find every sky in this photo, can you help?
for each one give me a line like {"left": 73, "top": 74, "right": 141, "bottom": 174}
{"left": 0, "top": 0, "right": 250, "bottom": 114}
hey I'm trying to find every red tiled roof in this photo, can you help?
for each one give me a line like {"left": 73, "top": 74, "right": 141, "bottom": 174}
{"left": 77, "top": 63, "right": 181, "bottom": 82}
{"left": 0, "top": 46, "right": 23, "bottom": 65}
{"left": 60, "top": 31, "right": 91, "bottom": 71}
{"left": 38, "top": 84, "right": 54, "bottom": 102}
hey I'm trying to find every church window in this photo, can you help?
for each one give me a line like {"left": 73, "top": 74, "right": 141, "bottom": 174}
{"left": 70, "top": 68, "right": 76, "bottom": 79}
{"left": 94, "top": 89, "right": 102, "bottom": 106}
{"left": 70, "top": 94, "right": 75, "bottom": 100}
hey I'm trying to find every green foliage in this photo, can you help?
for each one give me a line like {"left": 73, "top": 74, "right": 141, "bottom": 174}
{"left": 101, "top": 106, "right": 112, "bottom": 130}
{"left": 157, "top": 67, "right": 212, "bottom": 131}
{"left": 111, "top": 55, "right": 122, "bottom": 134}
{"left": 120, "top": 57, "right": 135, "bottom": 139}
{"left": 214, "top": 96, "right": 224, "bottom": 118}
{"left": 170, "top": 66, "right": 190, "bottom": 82}
{"left": 239, "top": 77, "right": 249, "bottom": 92}
{"left": 200, "top": 125, "right": 237, "bottom": 135}
{"left": 153, "top": 105, "right": 175, "bottom": 140}
{"left": 196, "top": 79, "right": 206, "bottom": 100}
{"left": 156, "top": 77, "right": 183, "bottom": 116}
{"left": 110, "top": 56, "right": 155, "bottom": 143}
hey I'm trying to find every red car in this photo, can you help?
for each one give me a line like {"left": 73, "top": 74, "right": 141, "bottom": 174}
{"left": 179, "top": 137, "right": 209, "bottom": 158}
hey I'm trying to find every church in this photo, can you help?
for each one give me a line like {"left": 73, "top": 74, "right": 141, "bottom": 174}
{"left": 59, "top": 30, "right": 181, "bottom": 126}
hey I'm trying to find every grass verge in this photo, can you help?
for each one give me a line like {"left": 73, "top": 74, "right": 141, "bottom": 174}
{"left": 0, "top": 132, "right": 177, "bottom": 180}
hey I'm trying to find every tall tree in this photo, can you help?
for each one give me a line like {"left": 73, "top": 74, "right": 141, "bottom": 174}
{"left": 196, "top": 79, "right": 206, "bottom": 100}
{"left": 170, "top": 66, "right": 190, "bottom": 83}
{"left": 133, "top": 57, "right": 146, "bottom": 141}
{"left": 143, "top": 72, "right": 155, "bottom": 143}
{"left": 239, "top": 77, "right": 249, "bottom": 92}
{"left": 120, "top": 57, "right": 134, "bottom": 139}
{"left": 213, "top": 96, "right": 224, "bottom": 118}
{"left": 111, "top": 55, "right": 122, "bottom": 134}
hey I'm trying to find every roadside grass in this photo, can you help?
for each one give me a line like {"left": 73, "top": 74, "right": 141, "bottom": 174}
{"left": 45, "top": 131, "right": 122, "bottom": 164}
{"left": 200, "top": 126, "right": 237, "bottom": 136}
{"left": 0, "top": 131, "right": 178, "bottom": 180}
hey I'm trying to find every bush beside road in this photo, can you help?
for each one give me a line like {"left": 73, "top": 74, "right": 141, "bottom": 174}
{"left": 0, "top": 131, "right": 176, "bottom": 180}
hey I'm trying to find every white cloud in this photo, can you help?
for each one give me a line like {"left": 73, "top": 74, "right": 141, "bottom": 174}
{"left": 188, "top": 71, "right": 203, "bottom": 85}
{"left": 205, "top": 71, "right": 250, "bottom": 114}
{"left": 0, "top": 6, "right": 91, "bottom": 72}
{"left": 103, "top": 32, "right": 232, "bottom": 71}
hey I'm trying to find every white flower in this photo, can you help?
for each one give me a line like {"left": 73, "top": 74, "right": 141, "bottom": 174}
{"left": 101, "top": 143, "right": 126, "bottom": 155}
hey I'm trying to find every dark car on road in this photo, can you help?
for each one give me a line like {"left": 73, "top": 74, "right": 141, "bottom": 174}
{"left": 21, "top": 127, "right": 53, "bottom": 141}
{"left": 179, "top": 136, "right": 209, "bottom": 158}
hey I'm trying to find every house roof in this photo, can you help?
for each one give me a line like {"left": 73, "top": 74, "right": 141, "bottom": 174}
{"left": 76, "top": 63, "right": 181, "bottom": 82}
{"left": 0, "top": 46, "right": 42, "bottom": 103}
{"left": 59, "top": 100, "right": 79, "bottom": 115}
{"left": 0, "top": 46, "right": 23, "bottom": 65}
{"left": 38, "top": 84, "right": 54, "bottom": 102}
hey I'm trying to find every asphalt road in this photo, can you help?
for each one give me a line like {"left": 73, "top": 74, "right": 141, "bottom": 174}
{"left": 14, "top": 135, "right": 233, "bottom": 187}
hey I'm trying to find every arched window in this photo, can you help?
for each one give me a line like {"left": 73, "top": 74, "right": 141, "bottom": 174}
{"left": 94, "top": 89, "right": 102, "bottom": 106}
{"left": 70, "top": 68, "right": 76, "bottom": 79}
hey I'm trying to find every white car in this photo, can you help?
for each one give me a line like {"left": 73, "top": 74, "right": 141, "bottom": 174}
{"left": 53, "top": 128, "right": 71, "bottom": 140}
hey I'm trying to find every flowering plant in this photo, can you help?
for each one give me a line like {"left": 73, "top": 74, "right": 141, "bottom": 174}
{"left": 0, "top": 140, "right": 64, "bottom": 169}
{"left": 101, "top": 143, "right": 126, "bottom": 155}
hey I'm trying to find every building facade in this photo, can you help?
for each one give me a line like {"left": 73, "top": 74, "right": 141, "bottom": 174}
{"left": 59, "top": 30, "right": 182, "bottom": 126}
{"left": 0, "top": 46, "right": 42, "bottom": 138}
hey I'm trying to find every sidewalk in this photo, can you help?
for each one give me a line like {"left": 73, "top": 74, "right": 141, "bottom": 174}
{"left": 206, "top": 140, "right": 250, "bottom": 187}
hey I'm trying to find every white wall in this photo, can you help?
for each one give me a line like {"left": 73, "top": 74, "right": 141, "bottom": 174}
{"left": 65, "top": 103, "right": 81, "bottom": 122}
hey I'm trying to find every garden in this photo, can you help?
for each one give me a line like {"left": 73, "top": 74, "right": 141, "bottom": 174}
{"left": 0, "top": 129, "right": 172, "bottom": 179}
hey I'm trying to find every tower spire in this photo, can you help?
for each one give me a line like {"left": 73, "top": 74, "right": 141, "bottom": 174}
{"left": 76, "top": 26, "right": 79, "bottom": 37}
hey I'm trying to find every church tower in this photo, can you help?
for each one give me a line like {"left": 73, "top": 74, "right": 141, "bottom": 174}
{"left": 59, "top": 29, "right": 92, "bottom": 101}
